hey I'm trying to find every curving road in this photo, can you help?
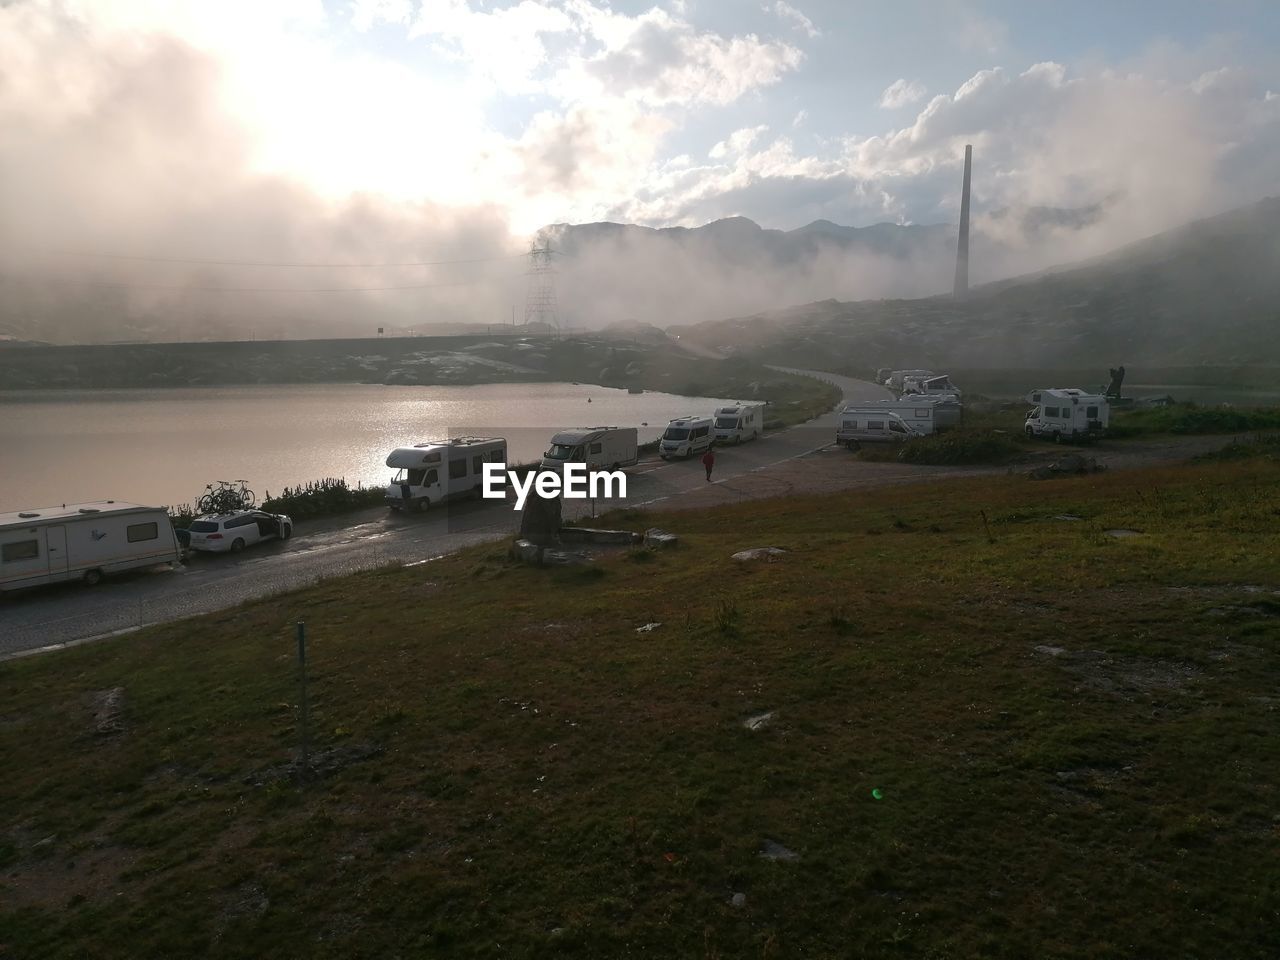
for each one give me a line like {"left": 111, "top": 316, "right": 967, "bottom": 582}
{"left": 1, "top": 371, "right": 888, "bottom": 659}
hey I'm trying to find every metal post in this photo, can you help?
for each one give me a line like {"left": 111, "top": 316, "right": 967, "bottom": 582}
{"left": 296, "top": 621, "right": 310, "bottom": 779}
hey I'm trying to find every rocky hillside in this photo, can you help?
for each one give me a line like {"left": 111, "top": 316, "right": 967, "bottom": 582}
{"left": 672, "top": 197, "right": 1280, "bottom": 371}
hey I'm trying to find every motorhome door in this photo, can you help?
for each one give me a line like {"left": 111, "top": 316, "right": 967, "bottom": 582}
{"left": 46, "top": 525, "right": 68, "bottom": 575}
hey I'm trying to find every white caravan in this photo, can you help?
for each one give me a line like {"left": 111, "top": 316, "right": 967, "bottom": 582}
{"left": 882, "top": 369, "right": 935, "bottom": 392}
{"left": 541, "top": 426, "right": 639, "bottom": 470}
{"left": 1024, "top": 389, "right": 1110, "bottom": 442}
{"left": 659, "top": 415, "right": 715, "bottom": 459}
{"left": 902, "top": 373, "right": 962, "bottom": 400}
{"left": 836, "top": 409, "right": 926, "bottom": 449}
{"left": 712, "top": 402, "right": 766, "bottom": 444}
{"left": 385, "top": 437, "right": 507, "bottom": 511}
{"left": 1, "top": 501, "right": 181, "bottom": 591}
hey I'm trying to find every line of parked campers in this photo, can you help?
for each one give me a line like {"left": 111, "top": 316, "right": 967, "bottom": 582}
{"left": 839, "top": 371, "right": 1110, "bottom": 448}
{"left": 382, "top": 401, "right": 768, "bottom": 512}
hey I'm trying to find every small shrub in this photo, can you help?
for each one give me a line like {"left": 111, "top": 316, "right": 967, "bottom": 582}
{"left": 713, "top": 600, "right": 741, "bottom": 634}
{"left": 260, "top": 478, "right": 386, "bottom": 521}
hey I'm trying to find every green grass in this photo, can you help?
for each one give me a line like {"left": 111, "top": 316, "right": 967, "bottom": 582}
{"left": 1107, "top": 402, "right": 1280, "bottom": 438}
{"left": 3, "top": 460, "right": 1280, "bottom": 958}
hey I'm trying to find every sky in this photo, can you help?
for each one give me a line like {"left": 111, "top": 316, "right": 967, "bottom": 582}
{"left": 1, "top": 0, "right": 1279, "bottom": 338}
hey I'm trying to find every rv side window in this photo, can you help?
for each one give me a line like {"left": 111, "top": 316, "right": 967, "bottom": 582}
{"left": 424, "top": 469, "right": 439, "bottom": 485}
{"left": 407, "top": 468, "right": 426, "bottom": 486}
{"left": 692, "top": 426, "right": 707, "bottom": 439}
{"left": 916, "top": 409, "right": 929, "bottom": 417}
{"left": 2, "top": 540, "right": 39, "bottom": 562}
{"left": 126, "top": 522, "right": 158, "bottom": 543}
{"left": 867, "top": 420, "right": 884, "bottom": 430}
{"left": 588, "top": 443, "right": 602, "bottom": 455}
{"left": 449, "top": 459, "right": 467, "bottom": 480}
{"left": 1045, "top": 407, "right": 1060, "bottom": 418}
{"left": 473, "top": 455, "right": 484, "bottom": 474}
{"left": 843, "top": 420, "right": 856, "bottom": 429}
{"left": 1086, "top": 406, "right": 1098, "bottom": 418}
{"left": 890, "top": 422, "right": 907, "bottom": 434}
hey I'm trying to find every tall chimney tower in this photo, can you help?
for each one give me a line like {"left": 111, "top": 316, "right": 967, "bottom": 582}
{"left": 953, "top": 143, "right": 972, "bottom": 296}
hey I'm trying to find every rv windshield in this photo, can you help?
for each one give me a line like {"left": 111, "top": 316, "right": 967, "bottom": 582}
{"left": 391, "top": 468, "right": 427, "bottom": 485}
{"left": 545, "top": 444, "right": 577, "bottom": 460}
{"left": 663, "top": 427, "right": 690, "bottom": 441}
{"left": 715, "top": 417, "right": 739, "bottom": 429}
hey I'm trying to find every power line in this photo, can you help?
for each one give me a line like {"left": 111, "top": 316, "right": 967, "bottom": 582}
{"left": 34, "top": 249, "right": 527, "bottom": 268}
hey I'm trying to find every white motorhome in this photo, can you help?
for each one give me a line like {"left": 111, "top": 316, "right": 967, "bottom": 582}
{"left": 659, "top": 415, "right": 715, "bottom": 459}
{"left": 385, "top": 437, "right": 507, "bottom": 511}
{"left": 541, "top": 426, "right": 639, "bottom": 470}
{"left": 712, "top": 402, "right": 766, "bottom": 444}
{"left": 1024, "top": 389, "right": 1110, "bottom": 442}
{"left": 902, "top": 373, "right": 962, "bottom": 400}
{"left": 836, "top": 409, "right": 926, "bottom": 449}
{"left": 882, "top": 369, "right": 935, "bottom": 392}
{"left": 1, "top": 501, "right": 181, "bottom": 591}
{"left": 869, "top": 395, "right": 963, "bottom": 431}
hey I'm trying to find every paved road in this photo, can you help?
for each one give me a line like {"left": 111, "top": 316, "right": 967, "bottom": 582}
{"left": 0, "top": 371, "right": 888, "bottom": 658}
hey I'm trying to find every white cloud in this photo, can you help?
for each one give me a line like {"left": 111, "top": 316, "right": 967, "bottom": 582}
{"left": 878, "top": 78, "right": 926, "bottom": 109}
{"left": 709, "top": 125, "right": 770, "bottom": 159}
{"left": 793, "top": 108, "right": 808, "bottom": 127}
{"left": 769, "top": 1, "right": 819, "bottom": 39}
{"left": 350, "top": 0, "right": 412, "bottom": 31}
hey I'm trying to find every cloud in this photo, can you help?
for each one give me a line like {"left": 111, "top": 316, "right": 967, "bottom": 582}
{"left": 769, "top": 2, "right": 819, "bottom": 39}
{"left": 878, "top": 78, "right": 927, "bottom": 109}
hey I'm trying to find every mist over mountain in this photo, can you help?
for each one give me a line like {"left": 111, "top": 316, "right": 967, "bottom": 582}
{"left": 671, "top": 196, "right": 1280, "bottom": 370}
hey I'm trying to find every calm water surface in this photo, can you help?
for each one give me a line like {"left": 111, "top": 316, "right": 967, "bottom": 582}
{"left": 0, "top": 383, "right": 736, "bottom": 511}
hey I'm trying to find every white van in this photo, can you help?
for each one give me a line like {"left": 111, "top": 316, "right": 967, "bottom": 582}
{"left": 1, "top": 501, "right": 181, "bottom": 591}
{"left": 385, "top": 437, "right": 507, "bottom": 512}
{"left": 712, "top": 402, "right": 765, "bottom": 445}
{"left": 835, "top": 409, "right": 926, "bottom": 450}
{"left": 1024, "top": 389, "right": 1109, "bottom": 442}
{"left": 659, "top": 415, "right": 715, "bottom": 459}
{"left": 541, "top": 426, "right": 639, "bottom": 471}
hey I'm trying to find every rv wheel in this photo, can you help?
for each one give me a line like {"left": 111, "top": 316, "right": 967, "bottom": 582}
{"left": 1053, "top": 431, "right": 1063, "bottom": 444}
{"left": 83, "top": 569, "right": 103, "bottom": 586}
{"left": 846, "top": 440, "right": 860, "bottom": 452}
{"left": 417, "top": 498, "right": 430, "bottom": 513}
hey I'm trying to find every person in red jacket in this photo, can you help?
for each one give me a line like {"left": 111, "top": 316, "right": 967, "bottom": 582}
{"left": 701, "top": 447, "right": 716, "bottom": 482}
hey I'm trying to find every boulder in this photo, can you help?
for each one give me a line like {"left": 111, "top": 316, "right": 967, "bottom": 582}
{"left": 559, "top": 527, "right": 641, "bottom": 545}
{"left": 518, "top": 490, "right": 563, "bottom": 547}
{"left": 510, "top": 539, "right": 543, "bottom": 564}
{"left": 541, "top": 549, "right": 593, "bottom": 566}
{"left": 643, "top": 528, "right": 679, "bottom": 549}
{"left": 732, "top": 547, "right": 787, "bottom": 562}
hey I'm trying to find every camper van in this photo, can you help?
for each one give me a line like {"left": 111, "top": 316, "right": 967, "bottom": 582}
{"left": 836, "top": 408, "right": 928, "bottom": 450}
{"left": 541, "top": 427, "right": 639, "bottom": 471}
{"left": 902, "top": 373, "right": 961, "bottom": 400}
{"left": 882, "top": 369, "right": 935, "bottom": 392}
{"left": 1024, "top": 389, "right": 1110, "bottom": 442}
{"left": 1, "top": 501, "right": 181, "bottom": 592}
{"left": 659, "top": 415, "right": 715, "bottom": 459}
{"left": 385, "top": 437, "right": 507, "bottom": 511}
{"left": 712, "top": 402, "right": 766, "bottom": 445}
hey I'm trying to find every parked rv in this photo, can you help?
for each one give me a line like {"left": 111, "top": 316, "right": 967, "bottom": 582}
{"left": 541, "top": 426, "right": 639, "bottom": 470}
{"left": 870, "top": 395, "right": 962, "bottom": 432}
{"left": 385, "top": 437, "right": 507, "bottom": 511}
{"left": 1024, "top": 389, "right": 1110, "bottom": 442}
{"left": 659, "top": 415, "right": 715, "bottom": 459}
{"left": 902, "top": 373, "right": 961, "bottom": 400}
{"left": 1, "top": 501, "right": 181, "bottom": 591}
{"left": 836, "top": 408, "right": 927, "bottom": 450}
{"left": 712, "top": 402, "right": 765, "bottom": 444}
{"left": 881, "top": 369, "right": 935, "bottom": 392}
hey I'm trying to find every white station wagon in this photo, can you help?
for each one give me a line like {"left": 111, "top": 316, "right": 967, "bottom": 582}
{"left": 186, "top": 510, "right": 293, "bottom": 553}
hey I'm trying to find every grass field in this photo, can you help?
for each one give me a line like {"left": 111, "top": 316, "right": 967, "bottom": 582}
{"left": 2, "top": 459, "right": 1279, "bottom": 958}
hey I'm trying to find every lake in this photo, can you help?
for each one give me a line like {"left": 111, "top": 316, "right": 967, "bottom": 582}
{"left": 0, "top": 382, "right": 736, "bottom": 511}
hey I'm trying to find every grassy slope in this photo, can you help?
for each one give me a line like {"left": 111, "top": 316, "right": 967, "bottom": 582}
{"left": 2, "top": 461, "right": 1279, "bottom": 958}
